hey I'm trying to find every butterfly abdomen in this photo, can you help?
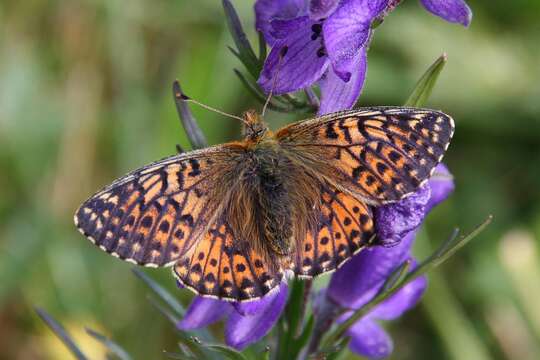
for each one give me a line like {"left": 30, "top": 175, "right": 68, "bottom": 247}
{"left": 248, "top": 148, "right": 292, "bottom": 256}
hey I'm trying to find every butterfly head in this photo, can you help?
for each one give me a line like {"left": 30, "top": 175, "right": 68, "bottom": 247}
{"left": 243, "top": 109, "right": 270, "bottom": 143}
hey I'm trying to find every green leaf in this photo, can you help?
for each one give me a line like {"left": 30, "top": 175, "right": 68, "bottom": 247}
{"left": 174, "top": 337, "right": 222, "bottom": 360}
{"left": 205, "top": 344, "right": 249, "bottom": 360}
{"left": 222, "top": 0, "right": 261, "bottom": 79}
{"left": 132, "top": 268, "right": 185, "bottom": 316}
{"left": 172, "top": 81, "right": 208, "bottom": 150}
{"left": 310, "top": 336, "right": 350, "bottom": 360}
{"left": 35, "top": 307, "right": 88, "bottom": 360}
{"left": 178, "top": 343, "right": 197, "bottom": 358}
{"left": 404, "top": 53, "right": 448, "bottom": 107}
{"left": 408, "top": 216, "right": 493, "bottom": 278}
{"left": 277, "top": 279, "right": 311, "bottom": 359}
{"left": 233, "top": 69, "right": 292, "bottom": 112}
{"left": 85, "top": 327, "right": 132, "bottom": 360}
{"left": 286, "top": 278, "right": 307, "bottom": 337}
{"left": 257, "top": 32, "right": 267, "bottom": 63}
{"left": 261, "top": 347, "right": 271, "bottom": 360}
{"left": 163, "top": 351, "right": 197, "bottom": 360}
{"left": 146, "top": 296, "right": 181, "bottom": 326}
{"left": 380, "top": 258, "right": 412, "bottom": 293}
{"left": 326, "top": 337, "right": 351, "bottom": 360}
{"left": 289, "top": 314, "right": 315, "bottom": 359}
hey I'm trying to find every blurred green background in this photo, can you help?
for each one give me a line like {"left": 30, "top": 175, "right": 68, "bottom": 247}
{"left": 1, "top": 0, "right": 540, "bottom": 359}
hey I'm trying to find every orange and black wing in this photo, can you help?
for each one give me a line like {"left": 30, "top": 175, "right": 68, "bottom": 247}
{"left": 292, "top": 180, "right": 375, "bottom": 277}
{"left": 74, "top": 145, "right": 243, "bottom": 267}
{"left": 173, "top": 217, "right": 283, "bottom": 301}
{"left": 277, "top": 107, "right": 454, "bottom": 204}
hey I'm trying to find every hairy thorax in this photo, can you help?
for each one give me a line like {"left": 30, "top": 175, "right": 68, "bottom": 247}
{"left": 222, "top": 137, "right": 321, "bottom": 264}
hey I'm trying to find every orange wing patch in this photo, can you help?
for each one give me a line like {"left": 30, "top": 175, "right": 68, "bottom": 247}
{"left": 174, "top": 219, "right": 283, "bottom": 301}
{"left": 277, "top": 107, "right": 454, "bottom": 204}
{"left": 74, "top": 145, "right": 242, "bottom": 267}
{"left": 293, "top": 181, "right": 375, "bottom": 277}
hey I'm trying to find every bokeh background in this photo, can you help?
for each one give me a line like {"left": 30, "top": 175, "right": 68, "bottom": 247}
{"left": 1, "top": 0, "right": 540, "bottom": 359}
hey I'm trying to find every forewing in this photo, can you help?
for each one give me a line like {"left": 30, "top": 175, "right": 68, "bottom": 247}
{"left": 277, "top": 107, "right": 454, "bottom": 204}
{"left": 292, "top": 180, "right": 375, "bottom": 277}
{"left": 74, "top": 145, "right": 243, "bottom": 267}
{"left": 173, "top": 217, "right": 283, "bottom": 301}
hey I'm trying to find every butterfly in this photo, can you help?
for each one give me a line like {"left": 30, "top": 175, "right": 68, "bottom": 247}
{"left": 75, "top": 106, "right": 454, "bottom": 301}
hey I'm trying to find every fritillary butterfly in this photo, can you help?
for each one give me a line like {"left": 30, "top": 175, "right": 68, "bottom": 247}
{"left": 75, "top": 107, "right": 454, "bottom": 301}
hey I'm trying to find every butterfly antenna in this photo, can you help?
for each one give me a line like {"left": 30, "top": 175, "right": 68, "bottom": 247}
{"left": 262, "top": 46, "right": 288, "bottom": 117}
{"left": 173, "top": 80, "right": 249, "bottom": 126}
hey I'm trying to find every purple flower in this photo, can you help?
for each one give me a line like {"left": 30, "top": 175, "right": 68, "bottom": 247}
{"left": 256, "top": 0, "right": 385, "bottom": 114}
{"left": 325, "top": 163, "right": 454, "bottom": 359}
{"left": 255, "top": 0, "right": 472, "bottom": 114}
{"left": 178, "top": 282, "right": 288, "bottom": 350}
{"left": 420, "top": 0, "right": 472, "bottom": 27}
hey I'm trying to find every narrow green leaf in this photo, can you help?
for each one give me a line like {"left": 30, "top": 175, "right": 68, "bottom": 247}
{"left": 222, "top": 0, "right": 260, "bottom": 78}
{"left": 286, "top": 278, "right": 307, "bottom": 337}
{"left": 178, "top": 343, "right": 196, "bottom": 358}
{"left": 290, "top": 314, "right": 315, "bottom": 359}
{"left": 234, "top": 69, "right": 294, "bottom": 113}
{"left": 424, "top": 216, "right": 493, "bottom": 271}
{"left": 432, "top": 228, "right": 461, "bottom": 259}
{"left": 404, "top": 53, "right": 448, "bottom": 107}
{"left": 146, "top": 296, "right": 181, "bottom": 326}
{"left": 172, "top": 81, "right": 207, "bottom": 150}
{"left": 175, "top": 337, "right": 222, "bottom": 360}
{"left": 85, "top": 327, "right": 132, "bottom": 360}
{"left": 257, "top": 31, "right": 267, "bottom": 63}
{"left": 310, "top": 336, "right": 350, "bottom": 359}
{"left": 35, "top": 307, "right": 88, "bottom": 360}
{"left": 261, "top": 346, "right": 271, "bottom": 360}
{"left": 276, "top": 314, "right": 288, "bottom": 360}
{"left": 163, "top": 351, "right": 197, "bottom": 360}
{"left": 326, "top": 337, "right": 351, "bottom": 360}
{"left": 380, "top": 259, "right": 412, "bottom": 293}
{"left": 277, "top": 279, "right": 312, "bottom": 359}
{"left": 147, "top": 295, "right": 217, "bottom": 347}
{"left": 132, "top": 268, "right": 185, "bottom": 316}
{"left": 205, "top": 344, "right": 249, "bottom": 360}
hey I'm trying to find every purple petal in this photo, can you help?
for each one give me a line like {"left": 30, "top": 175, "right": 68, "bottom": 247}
{"left": 323, "top": 0, "right": 387, "bottom": 81}
{"left": 347, "top": 319, "right": 393, "bottom": 359}
{"left": 420, "top": 0, "right": 472, "bottom": 27}
{"left": 374, "top": 185, "right": 431, "bottom": 246}
{"left": 328, "top": 231, "right": 416, "bottom": 309}
{"left": 309, "top": 0, "right": 340, "bottom": 20}
{"left": 177, "top": 297, "right": 233, "bottom": 330}
{"left": 258, "top": 16, "right": 330, "bottom": 94}
{"left": 318, "top": 48, "right": 366, "bottom": 115}
{"left": 255, "top": 0, "right": 308, "bottom": 45}
{"left": 370, "top": 272, "right": 427, "bottom": 320}
{"left": 233, "top": 283, "right": 288, "bottom": 316}
{"left": 269, "top": 17, "right": 311, "bottom": 40}
{"left": 426, "top": 163, "right": 454, "bottom": 212}
{"left": 225, "top": 282, "right": 288, "bottom": 350}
